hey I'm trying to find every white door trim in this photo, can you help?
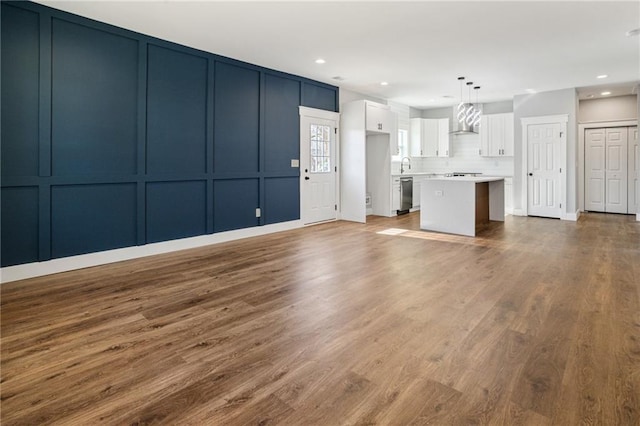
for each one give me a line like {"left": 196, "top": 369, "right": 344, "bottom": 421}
{"left": 578, "top": 119, "right": 638, "bottom": 215}
{"left": 520, "top": 114, "right": 568, "bottom": 219}
{"left": 298, "top": 107, "right": 340, "bottom": 225}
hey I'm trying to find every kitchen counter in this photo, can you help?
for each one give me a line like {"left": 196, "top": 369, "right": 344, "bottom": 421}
{"left": 420, "top": 177, "right": 505, "bottom": 236}
{"left": 391, "top": 172, "right": 444, "bottom": 177}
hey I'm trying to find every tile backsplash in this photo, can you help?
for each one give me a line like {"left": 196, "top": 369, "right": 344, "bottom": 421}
{"left": 392, "top": 133, "right": 514, "bottom": 176}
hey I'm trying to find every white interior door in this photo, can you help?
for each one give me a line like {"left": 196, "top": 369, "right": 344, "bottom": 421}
{"left": 300, "top": 115, "right": 337, "bottom": 225}
{"left": 604, "top": 128, "right": 628, "bottom": 214}
{"left": 628, "top": 127, "right": 638, "bottom": 214}
{"left": 585, "top": 128, "right": 606, "bottom": 212}
{"left": 527, "top": 123, "right": 562, "bottom": 218}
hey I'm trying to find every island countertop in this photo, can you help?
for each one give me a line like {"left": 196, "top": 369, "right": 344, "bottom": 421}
{"left": 424, "top": 176, "right": 506, "bottom": 183}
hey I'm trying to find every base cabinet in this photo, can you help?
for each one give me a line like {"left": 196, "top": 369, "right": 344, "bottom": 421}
{"left": 392, "top": 177, "right": 401, "bottom": 213}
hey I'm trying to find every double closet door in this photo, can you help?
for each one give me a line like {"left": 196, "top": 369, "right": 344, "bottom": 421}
{"left": 585, "top": 126, "right": 638, "bottom": 214}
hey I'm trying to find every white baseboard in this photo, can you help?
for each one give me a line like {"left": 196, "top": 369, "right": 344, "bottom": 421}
{"left": 512, "top": 208, "right": 526, "bottom": 216}
{"left": 563, "top": 210, "right": 580, "bottom": 221}
{"left": 0, "top": 220, "right": 303, "bottom": 284}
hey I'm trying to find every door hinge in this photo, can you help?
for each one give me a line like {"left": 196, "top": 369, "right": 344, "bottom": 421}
{"left": 560, "top": 203, "right": 562, "bottom": 208}
{"left": 335, "top": 166, "right": 337, "bottom": 172}
{"left": 335, "top": 128, "right": 338, "bottom": 134}
{"left": 560, "top": 167, "right": 562, "bottom": 173}
{"left": 335, "top": 204, "right": 337, "bottom": 211}
{"left": 560, "top": 131, "right": 563, "bottom": 138}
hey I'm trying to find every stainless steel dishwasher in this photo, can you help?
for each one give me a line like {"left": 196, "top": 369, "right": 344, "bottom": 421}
{"left": 398, "top": 177, "right": 413, "bottom": 215}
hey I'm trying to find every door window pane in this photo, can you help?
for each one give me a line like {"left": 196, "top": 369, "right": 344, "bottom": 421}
{"left": 310, "top": 124, "right": 331, "bottom": 173}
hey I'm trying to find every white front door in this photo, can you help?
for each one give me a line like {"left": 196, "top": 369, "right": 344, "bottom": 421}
{"left": 300, "top": 114, "right": 337, "bottom": 225}
{"left": 605, "top": 128, "right": 628, "bottom": 214}
{"left": 527, "top": 123, "right": 562, "bottom": 218}
{"left": 629, "top": 127, "right": 639, "bottom": 214}
{"left": 585, "top": 128, "right": 606, "bottom": 212}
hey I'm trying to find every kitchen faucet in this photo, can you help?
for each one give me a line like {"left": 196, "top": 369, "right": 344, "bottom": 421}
{"left": 400, "top": 157, "right": 411, "bottom": 174}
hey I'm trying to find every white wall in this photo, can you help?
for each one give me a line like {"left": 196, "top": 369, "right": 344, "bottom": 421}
{"left": 339, "top": 88, "right": 386, "bottom": 109}
{"left": 513, "top": 88, "right": 578, "bottom": 216}
{"left": 579, "top": 95, "right": 638, "bottom": 123}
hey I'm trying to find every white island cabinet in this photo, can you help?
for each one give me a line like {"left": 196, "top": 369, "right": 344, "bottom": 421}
{"left": 420, "top": 177, "right": 505, "bottom": 237}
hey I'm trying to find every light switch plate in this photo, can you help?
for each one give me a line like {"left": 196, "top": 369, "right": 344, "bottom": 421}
{"left": 255, "top": 208, "right": 261, "bottom": 218}
{"left": 435, "top": 190, "right": 444, "bottom": 197}
{"left": 291, "top": 159, "right": 300, "bottom": 167}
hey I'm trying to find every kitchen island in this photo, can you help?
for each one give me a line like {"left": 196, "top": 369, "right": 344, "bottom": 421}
{"left": 420, "top": 177, "right": 505, "bottom": 236}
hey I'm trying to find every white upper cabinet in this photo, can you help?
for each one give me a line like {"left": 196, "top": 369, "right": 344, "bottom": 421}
{"left": 365, "top": 102, "right": 393, "bottom": 134}
{"left": 480, "top": 113, "right": 514, "bottom": 157}
{"left": 410, "top": 118, "right": 450, "bottom": 157}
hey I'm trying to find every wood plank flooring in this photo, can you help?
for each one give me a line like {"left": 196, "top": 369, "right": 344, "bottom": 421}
{"left": 1, "top": 212, "right": 639, "bottom": 425}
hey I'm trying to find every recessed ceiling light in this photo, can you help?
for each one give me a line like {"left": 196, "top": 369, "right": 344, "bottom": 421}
{"left": 626, "top": 28, "right": 640, "bottom": 37}
{"left": 315, "top": 58, "right": 325, "bottom": 64}
{"left": 380, "top": 81, "right": 388, "bottom": 86}
{"left": 429, "top": 99, "right": 436, "bottom": 102}
{"left": 442, "top": 95, "right": 453, "bottom": 99}
{"left": 601, "top": 91, "right": 611, "bottom": 96}
{"left": 525, "top": 89, "right": 536, "bottom": 94}
{"left": 596, "top": 74, "right": 608, "bottom": 79}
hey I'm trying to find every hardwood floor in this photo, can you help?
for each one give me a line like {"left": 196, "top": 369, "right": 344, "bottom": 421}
{"left": 1, "top": 212, "right": 639, "bottom": 425}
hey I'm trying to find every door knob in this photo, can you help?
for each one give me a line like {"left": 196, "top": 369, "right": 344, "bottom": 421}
{"left": 305, "top": 176, "right": 310, "bottom": 180}
{"left": 528, "top": 173, "right": 533, "bottom": 176}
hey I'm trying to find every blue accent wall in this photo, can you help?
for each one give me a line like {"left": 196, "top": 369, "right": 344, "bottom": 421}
{"left": 0, "top": 1, "right": 339, "bottom": 267}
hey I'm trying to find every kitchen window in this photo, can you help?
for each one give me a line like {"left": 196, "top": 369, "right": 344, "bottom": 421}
{"left": 393, "top": 129, "right": 409, "bottom": 160}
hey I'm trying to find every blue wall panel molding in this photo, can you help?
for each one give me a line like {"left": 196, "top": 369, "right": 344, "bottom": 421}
{"left": 146, "top": 181, "right": 207, "bottom": 243}
{"left": 213, "top": 179, "right": 260, "bottom": 232}
{"left": 0, "top": 1, "right": 338, "bottom": 267}
{"left": 264, "top": 177, "right": 300, "bottom": 224}
{"left": 147, "top": 45, "right": 208, "bottom": 175}
{"left": 51, "top": 18, "right": 139, "bottom": 176}
{"left": 1, "top": 5, "right": 41, "bottom": 177}
{"left": 213, "top": 62, "right": 260, "bottom": 174}
{"left": 302, "top": 82, "right": 339, "bottom": 112}
{"left": 51, "top": 184, "right": 138, "bottom": 259}
{"left": 1, "top": 187, "right": 40, "bottom": 266}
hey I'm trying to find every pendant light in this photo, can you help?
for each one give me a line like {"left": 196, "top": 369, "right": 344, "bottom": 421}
{"left": 456, "top": 77, "right": 466, "bottom": 123}
{"left": 455, "top": 76, "right": 482, "bottom": 129}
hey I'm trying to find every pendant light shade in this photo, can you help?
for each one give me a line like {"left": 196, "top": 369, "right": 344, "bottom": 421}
{"left": 454, "top": 77, "right": 482, "bottom": 131}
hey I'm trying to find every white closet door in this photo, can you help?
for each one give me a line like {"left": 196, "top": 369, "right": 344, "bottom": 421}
{"left": 585, "top": 129, "right": 606, "bottom": 212}
{"left": 629, "top": 127, "right": 639, "bottom": 214}
{"left": 605, "top": 128, "right": 628, "bottom": 214}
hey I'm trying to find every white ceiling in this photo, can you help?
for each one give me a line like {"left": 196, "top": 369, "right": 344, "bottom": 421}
{"left": 37, "top": 0, "right": 640, "bottom": 109}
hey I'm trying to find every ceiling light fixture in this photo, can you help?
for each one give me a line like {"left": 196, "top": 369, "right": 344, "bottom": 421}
{"left": 315, "top": 58, "right": 325, "bottom": 64}
{"left": 626, "top": 28, "right": 640, "bottom": 37}
{"left": 525, "top": 88, "right": 536, "bottom": 94}
{"left": 380, "top": 81, "right": 388, "bottom": 86}
{"left": 601, "top": 91, "right": 611, "bottom": 96}
{"left": 596, "top": 74, "right": 608, "bottom": 79}
{"left": 456, "top": 77, "right": 481, "bottom": 127}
